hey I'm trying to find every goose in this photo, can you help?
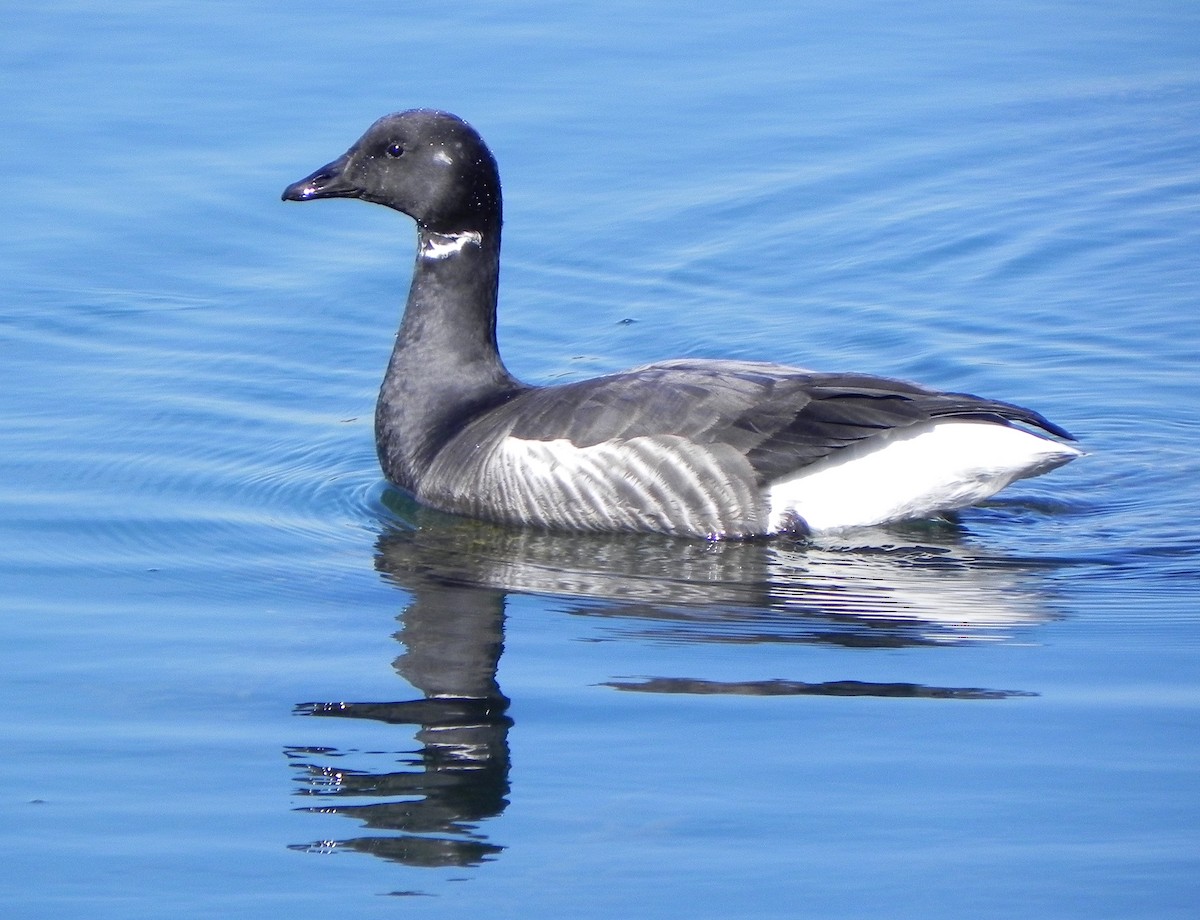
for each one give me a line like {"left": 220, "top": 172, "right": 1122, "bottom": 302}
{"left": 282, "top": 109, "right": 1081, "bottom": 539}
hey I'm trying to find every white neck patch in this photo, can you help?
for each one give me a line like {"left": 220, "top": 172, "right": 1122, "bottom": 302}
{"left": 421, "top": 230, "right": 483, "bottom": 260}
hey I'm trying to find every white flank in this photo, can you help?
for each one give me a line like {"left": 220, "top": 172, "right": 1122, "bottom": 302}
{"left": 481, "top": 434, "right": 745, "bottom": 535}
{"left": 766, "top": 420, "right": 1083, "bottom": 533}
{"left": 421, "top": 230, "right": 483, "bottom": 260}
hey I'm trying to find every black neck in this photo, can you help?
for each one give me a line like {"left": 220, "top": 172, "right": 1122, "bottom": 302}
{"left": 376, "top": 225, "right": 524, "bottom": 489}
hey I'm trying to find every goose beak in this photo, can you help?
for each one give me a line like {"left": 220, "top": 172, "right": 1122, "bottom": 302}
{"left": 281, "top": 153, "right": 359, "bottom": 202}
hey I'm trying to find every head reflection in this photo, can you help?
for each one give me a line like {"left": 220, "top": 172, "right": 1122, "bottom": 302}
{"left": 289, "top": 569, "right": 511, "bottom": 867}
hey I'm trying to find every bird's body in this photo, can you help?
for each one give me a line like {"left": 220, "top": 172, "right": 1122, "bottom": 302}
{"left": 283, "top": 109, "right": 1080, "bottom": 539}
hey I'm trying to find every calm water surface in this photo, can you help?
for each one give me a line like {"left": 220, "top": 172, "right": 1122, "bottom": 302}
{"left": 3, "top": 2, "right": 1198, "bottom": 918}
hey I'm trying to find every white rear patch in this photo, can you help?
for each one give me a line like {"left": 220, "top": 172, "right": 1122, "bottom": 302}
{"left": 767, "top": 420, "right": 1082, "bottom": 533}
{"left": 421, "top": 230, "right": 482, "bottom": 260}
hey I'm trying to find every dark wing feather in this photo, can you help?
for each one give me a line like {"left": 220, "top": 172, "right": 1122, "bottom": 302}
{"left": 504, "top": 363, "right": 781, "bottom": 446}
{"left": 499, "top": 359, "right": 1074, "bottom": 485}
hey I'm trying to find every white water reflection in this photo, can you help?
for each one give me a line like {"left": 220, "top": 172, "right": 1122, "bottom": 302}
{"left": 376, "top": 491, "right": 1059, "bottom": 646}
{"left": 288, "top": 493, "right": 1065, "bottom": 868}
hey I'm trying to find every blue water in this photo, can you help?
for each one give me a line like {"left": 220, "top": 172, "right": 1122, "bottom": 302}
{"left": 3, "top": 2, "right": 1199, "bottom": 917}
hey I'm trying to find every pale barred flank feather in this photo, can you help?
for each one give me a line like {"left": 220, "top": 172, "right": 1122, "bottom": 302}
{"left": 421, "top": 435, "right": 763, "bottom": 538}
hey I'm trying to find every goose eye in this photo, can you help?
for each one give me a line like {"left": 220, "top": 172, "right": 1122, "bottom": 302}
{"left": 385, "top": 143, "right": 405, "bottom": 158}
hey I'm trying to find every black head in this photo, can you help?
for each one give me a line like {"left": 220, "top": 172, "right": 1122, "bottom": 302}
{"left": 282, "top": 109, "right": 502, "bottom": 234}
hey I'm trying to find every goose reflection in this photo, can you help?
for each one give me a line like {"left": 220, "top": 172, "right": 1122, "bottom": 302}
{"left": 288, "top": 491, "right": 1058, "bottom": 867}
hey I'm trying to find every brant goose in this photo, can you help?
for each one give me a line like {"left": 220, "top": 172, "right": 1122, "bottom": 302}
{"left": 283, "top": 110, "right": 1080, "bottom": 539}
